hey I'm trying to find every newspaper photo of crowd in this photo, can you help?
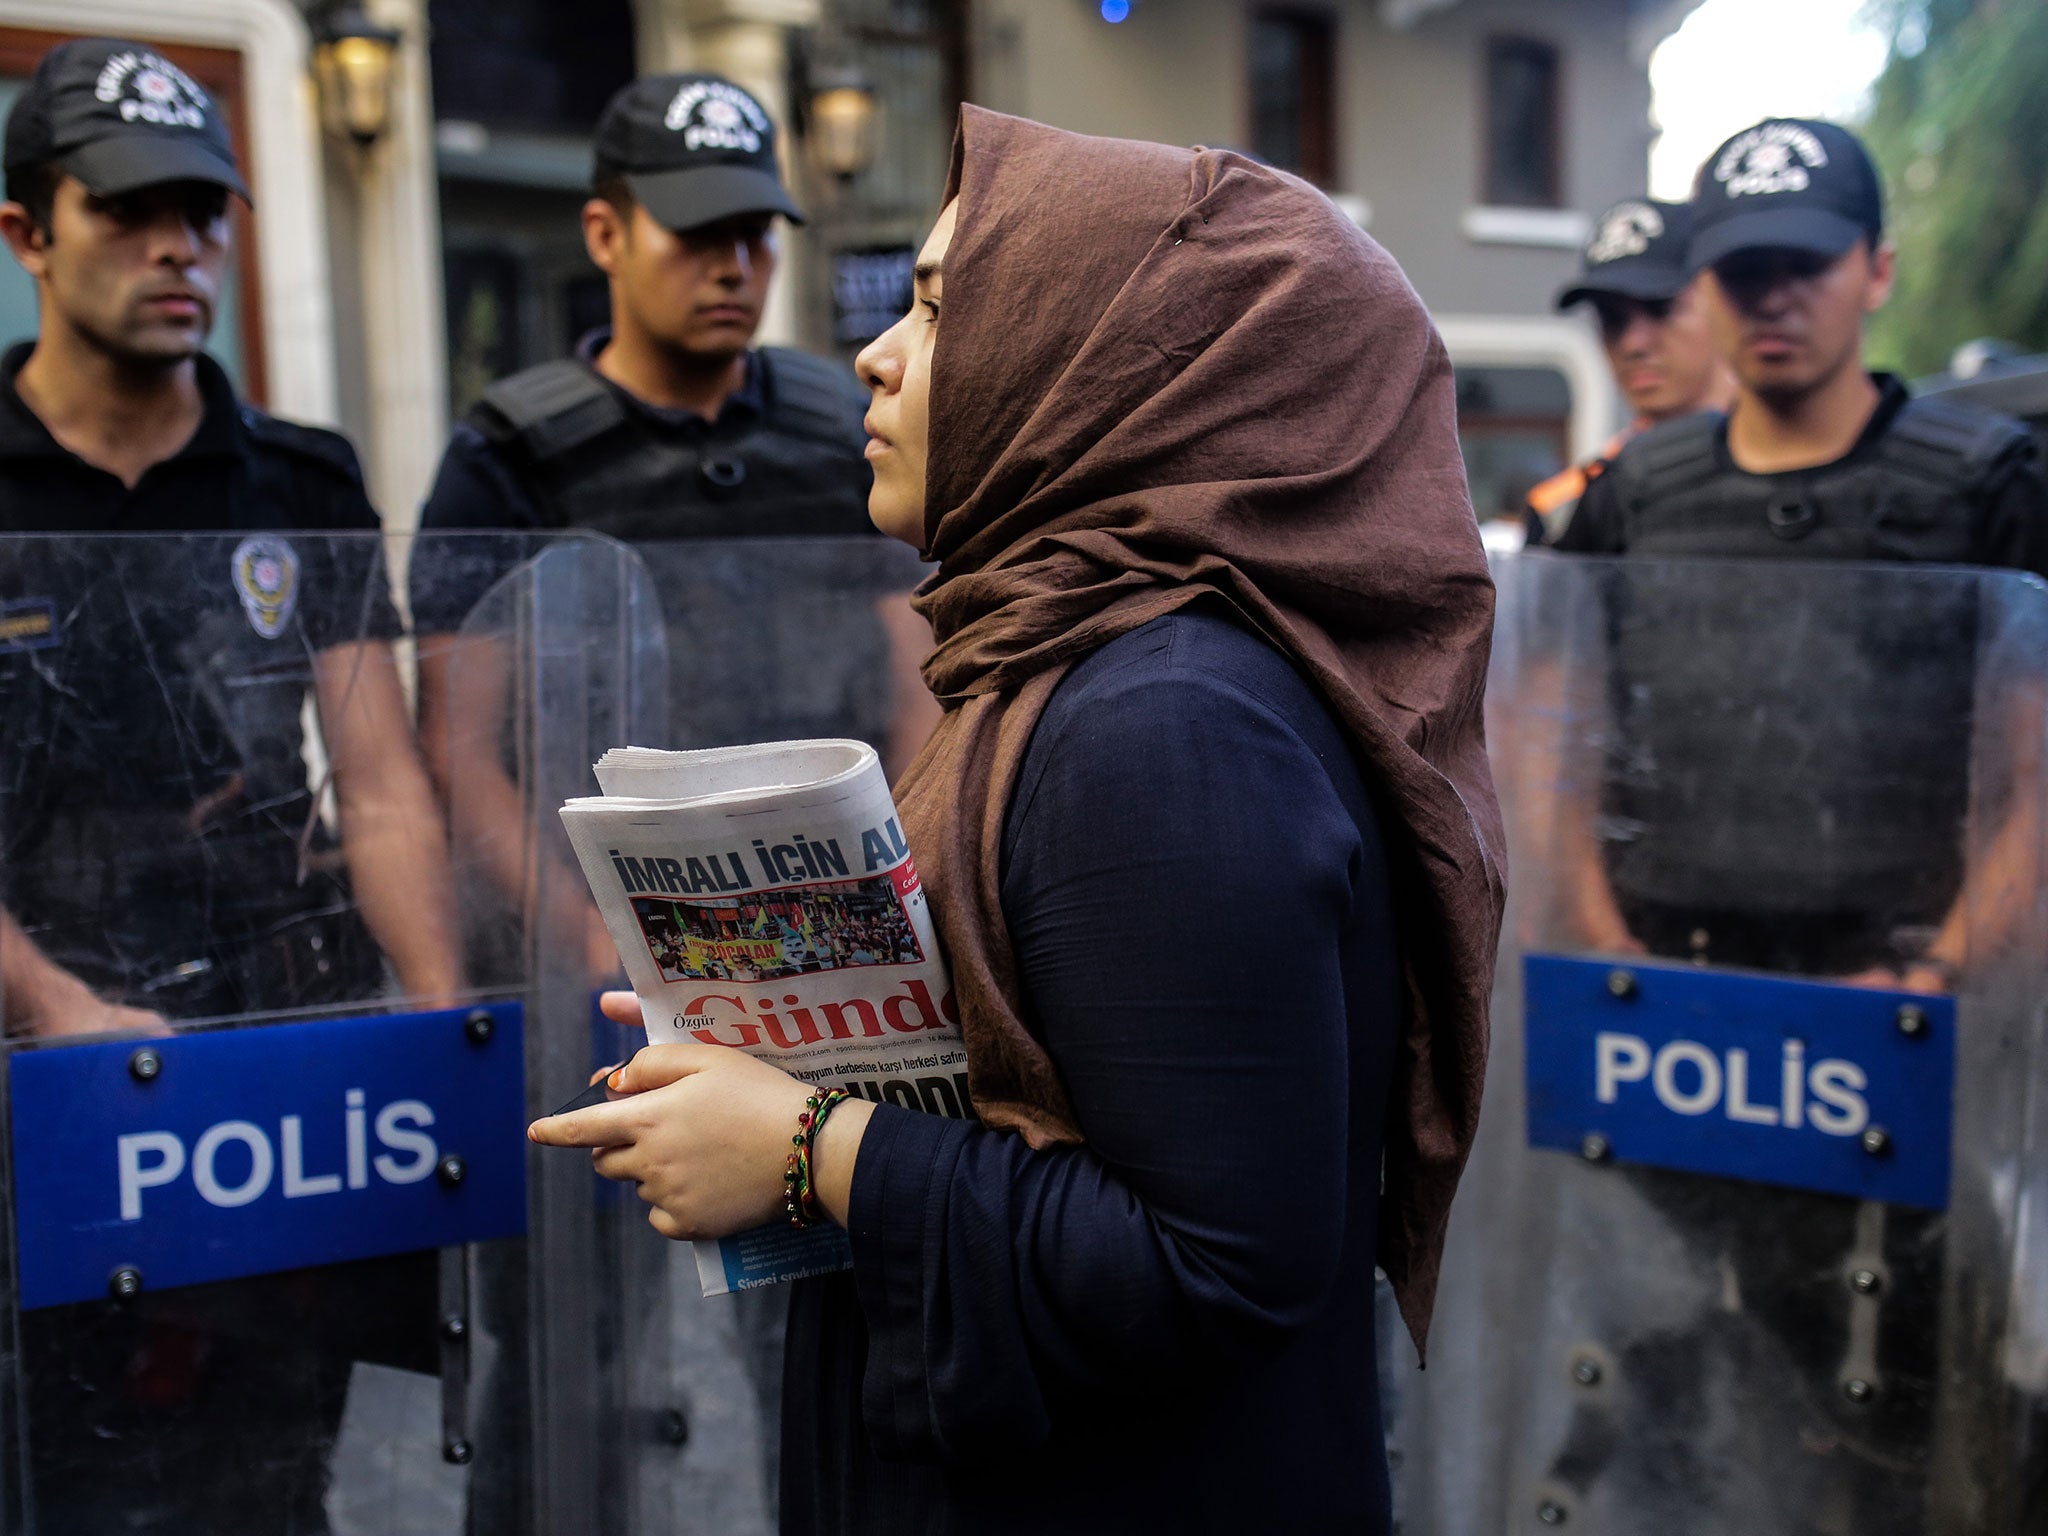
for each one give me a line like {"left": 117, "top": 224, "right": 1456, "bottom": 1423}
{"left": 629, "top": 875, "right": 924, "bottom": 982}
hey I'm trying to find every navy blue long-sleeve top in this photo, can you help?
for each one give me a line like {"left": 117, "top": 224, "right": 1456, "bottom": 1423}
{"left": 781, "top": 606, "right": 1402, "bottom": 1534}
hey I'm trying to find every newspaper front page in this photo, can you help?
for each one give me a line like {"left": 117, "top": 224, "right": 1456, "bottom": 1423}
{"left": 560, "top": 740, "right": 966, "bottom": 1294}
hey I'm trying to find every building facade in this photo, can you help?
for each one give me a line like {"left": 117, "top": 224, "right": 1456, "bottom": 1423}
{"left": 0, "top": 0, "right": 1703, "bottom": 533}
{"left": 963, "top": 0, "right": 1704, "bottom": 513}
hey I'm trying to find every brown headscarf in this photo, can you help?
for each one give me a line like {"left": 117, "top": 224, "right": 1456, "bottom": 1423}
{"left": 892, "top": 107, "right": 1505, "bottom": 1354}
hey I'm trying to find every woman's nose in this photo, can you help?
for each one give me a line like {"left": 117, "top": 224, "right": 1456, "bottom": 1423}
{"left": 856, "top": 324, "right": 904, "bottom": 393}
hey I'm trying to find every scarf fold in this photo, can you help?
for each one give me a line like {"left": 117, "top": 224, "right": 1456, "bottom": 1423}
{"left": 893, "top": 107, "right": 1505, "bottom": 1353}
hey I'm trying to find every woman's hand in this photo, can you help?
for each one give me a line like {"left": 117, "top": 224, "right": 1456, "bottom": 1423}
{"left": 526, "top": 991, "right": 876, "bottom": 1239}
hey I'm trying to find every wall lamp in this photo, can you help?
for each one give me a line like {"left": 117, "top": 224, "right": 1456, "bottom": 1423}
{"left": 805, "top": 61, "right": 881, "bottom": 182}
{"left": 313, "top": 4, "right": 403, "bottom": 149}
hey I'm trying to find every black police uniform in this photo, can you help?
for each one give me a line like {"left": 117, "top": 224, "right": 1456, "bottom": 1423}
{"left": 0, "top": 343, "right": 401, "bottom": 1013}
{"left": 1556, "top": 374, "right": 2045, "bottom": 566}
{"left": 1553, "top": 374, "right": 2048, "bottom": 970}
{"left": 413, "top": 333, "right": 910, "bottom": 749}
{"left": 0, "top": 343, "right": 432, "bottom": 1534}
{"left": 0, "top": 342, "right": 399, "bottom": 1015}
{"left": 418, "top": 337, "right": 871, "bottom": 550}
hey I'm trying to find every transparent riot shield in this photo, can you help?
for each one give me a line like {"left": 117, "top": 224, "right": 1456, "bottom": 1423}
{"left": 416, "top": 530, "right": 670, "bottom": 1536}
{"left": 578, "top": 533, "right": 933, "bottom": 1535}
{"left": 1393, "top": 552, "right": 2048, "bottom": 1535}
{"left": 630, "top": 534, "right": 935, "bottom": 763}
{"left": 0, "top": 530, "right": 662, "bottom": 1536}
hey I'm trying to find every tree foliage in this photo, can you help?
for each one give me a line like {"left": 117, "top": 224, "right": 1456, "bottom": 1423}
{"left": 1859, "top": 0, "right": 2048, "bottom": 375}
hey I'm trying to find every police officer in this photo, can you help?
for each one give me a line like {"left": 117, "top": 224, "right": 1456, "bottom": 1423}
{"left": 0, "top": 37, "right": 457, "bottom": 1531}
{"left": 415, "top": 71, "right": 871, "bottom": 548}
{"left": 0, "top": 37, "right": 460, "bottom": 1031}
{"left": 412, "top": 71, "right": 934, "bottom": 964}
{"left": 1525, "top": 197, "right": 1733, "bottom": 543}
{"left": 1556, "top": 119, "right": 2045, "bottom": 574}
{"left": 1535, "top": 118, "right": 2048, "bottom": 1523}
{"left": 1551, "top": 117, "right": 2047, "bottom": 976}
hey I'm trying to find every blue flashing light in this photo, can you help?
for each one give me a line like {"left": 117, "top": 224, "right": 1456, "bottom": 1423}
{"left": 1100, "top": 0, "right": 1131, "bottom": 21}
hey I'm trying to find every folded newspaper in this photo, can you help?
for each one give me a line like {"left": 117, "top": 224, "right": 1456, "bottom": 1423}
{"left": 560, "top": 740, "right": 967, "bottom": 1295}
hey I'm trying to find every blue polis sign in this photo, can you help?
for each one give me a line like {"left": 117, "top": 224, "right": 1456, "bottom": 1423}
{"left": 9, "top": 1003, "right": 527, "bottom": 1310}
{"left": 1523, "top": 955, "right": 1955, "bottom": 1209}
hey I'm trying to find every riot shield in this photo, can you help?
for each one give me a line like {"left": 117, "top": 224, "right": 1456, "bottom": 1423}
{"left": 1393, "top": 552, "right": 2048, "bottom": 1534}
{"left": 629, "top": 534, "right": 935, "bottom": 765}
{"left": 419, "top": 530, "right": 672, "bottom": 1536}
{"left": 0, "top": 531, "right": 662, "bottom": 1535}
{"left": 415, "top": 531, "right": 929, "bottom": 1534}
{"left": 581, "top": 533, "right": 933, "bottom": 1534}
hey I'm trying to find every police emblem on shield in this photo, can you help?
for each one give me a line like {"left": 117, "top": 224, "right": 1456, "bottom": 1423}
{"left": 231, "top": 535, "right": 299, "bottom": 640}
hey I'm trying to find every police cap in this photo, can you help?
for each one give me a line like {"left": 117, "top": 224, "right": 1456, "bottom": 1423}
{"left": 3, "top": 37, "right": 249, "bottom": 204}
{"left": 1556, "top": 199, "right": 1694, "bottom": 311}
{"left": 1688, "top": 118, "right": 1883, "bottom": 272}
{"left": 593, "top": 72, "right": 804, "bottom": 232}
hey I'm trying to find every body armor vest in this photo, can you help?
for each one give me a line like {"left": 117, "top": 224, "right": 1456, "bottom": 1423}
{"left": 1597, "top": 392, "right": 2032, "bottom": 560}
{"left": 467, "top": 346, "right": 871, "bottom": 542}
{"left": 1589, "top": 395, "right": 2031, "bottom": 926}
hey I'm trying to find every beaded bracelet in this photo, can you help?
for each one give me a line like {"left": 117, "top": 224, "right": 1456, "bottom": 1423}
{"left": 785, "top": 1088, "right": 852, "bottom": 1230}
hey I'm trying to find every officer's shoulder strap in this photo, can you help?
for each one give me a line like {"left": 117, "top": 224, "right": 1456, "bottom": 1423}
{"left": 470, "top": 360, "right": 628, "bottom": 463}
{"left": 759, "top": 346, "right": 866, "bottom": 449}
{"left": 1608, "top": 409, "right": 1724, "bottom": 506}
{"left": 1876, "top": 393, "right": 2033, "bottom": 490}
{"left": 237, "top": 404, "right": 365, "bottom": 485}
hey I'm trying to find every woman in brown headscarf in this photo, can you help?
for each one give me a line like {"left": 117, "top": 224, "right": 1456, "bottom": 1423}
{"left": 534, "top": 107, "right": 1503, "bottom": 1533}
